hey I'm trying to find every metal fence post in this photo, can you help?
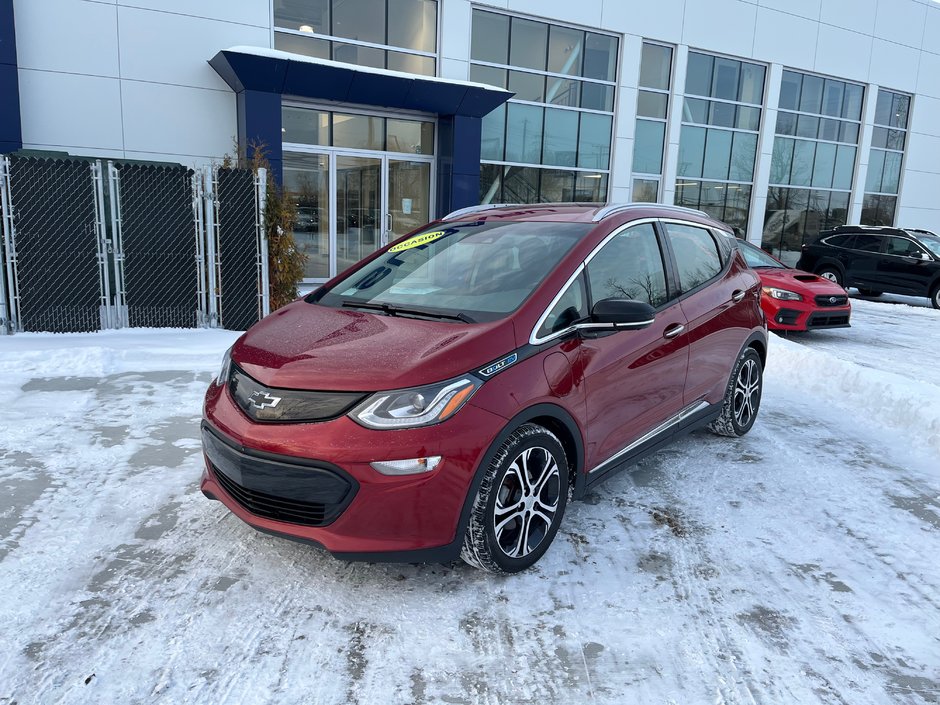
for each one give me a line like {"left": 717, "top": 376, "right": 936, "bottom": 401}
{"left": 0, "top": 155, "right": 18, "bottom": 333}
{"left": 203, "top": 166, "right": 221, "bottom": 328}
{"left": 256, "top": 168, "right": 270, "bottom": 318}
{"left": 91, "top": 160, "right": 115, "bottom": 330}
{"left": 106, "top": 161, "right": 128, "bottom": 328}
{"left": 193, "top": 170, "right": 208, "bottom": 327}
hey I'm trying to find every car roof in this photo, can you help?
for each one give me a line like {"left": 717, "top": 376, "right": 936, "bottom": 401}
{"left": 439, "top": 202, "right": 733, "bottom": 232}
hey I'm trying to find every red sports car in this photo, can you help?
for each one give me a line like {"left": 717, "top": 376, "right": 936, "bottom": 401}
{"left": 739, "top": 240, "right": 851, "bottom": 331}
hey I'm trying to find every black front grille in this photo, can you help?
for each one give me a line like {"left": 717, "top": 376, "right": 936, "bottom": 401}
{"left": 202, "top": 424, "right": 357, "bottom": 527}
{"left": 228, "top": 365, "right": 366, "bottom": 423}
{"left": 807, "top": 312, "right": 851, "bottom": 328}
{"left": 814, "top": 294, "right": 848, "bottom": 307}
{"left": 213, "top": 463, "right": 327, "bottom": 526}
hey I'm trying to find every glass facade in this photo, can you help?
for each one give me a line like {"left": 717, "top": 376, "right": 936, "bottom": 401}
{"left": 631, "top": 42, "right": 673, "bottom": 202}
{"left": 675, "top": 52, "right": 765, "bottom": 235}
{"left": 861, "top": 89, "right": 911, "bottom": 226}
{"left": 274, "top": 0, "right": 438, "bottom": 76}
{"left": 470, "top": 9, "right": 618, "bottom": 203}
{"left": 762, "top": 71, "right": 863, "bottom": 263}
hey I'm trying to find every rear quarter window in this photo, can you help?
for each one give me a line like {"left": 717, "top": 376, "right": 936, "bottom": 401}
{"left": 823, "top": 234, "right": 855, "bottom": 248}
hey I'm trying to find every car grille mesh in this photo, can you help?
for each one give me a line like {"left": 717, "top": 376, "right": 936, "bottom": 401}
{"left": 213, "top": 462, "right": 329, "bottom": 526}
{"left": 807, "top": 313, "right": 850, "bottom": 328}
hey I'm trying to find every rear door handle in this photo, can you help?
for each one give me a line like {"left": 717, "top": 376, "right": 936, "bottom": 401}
{"left": 731, "top": 290, "right": 746, "bottom": 302}
{"left": 663, "top": 324, "right": 685, "bottom": 339}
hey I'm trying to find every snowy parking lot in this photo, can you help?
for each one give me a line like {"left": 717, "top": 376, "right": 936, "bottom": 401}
{"left": 1, "top": 295, "right": 939, "bottom": 705}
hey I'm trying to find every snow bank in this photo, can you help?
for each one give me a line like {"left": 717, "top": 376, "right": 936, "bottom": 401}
{"left": 767, "top": 334, "right": 940, "bottom": 455}
{"left": 0, "top": 329, "right": 241, "bottom": 379}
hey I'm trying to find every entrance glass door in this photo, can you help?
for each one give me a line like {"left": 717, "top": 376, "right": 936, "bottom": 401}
{"left": 284, "top": 153, "right": 330, "bottom": 280}
{"left": 284, "top": 150, "right": 433, "bottom": 283}
{"left": 388, "top": 160, "right": 432, "bottom": 242}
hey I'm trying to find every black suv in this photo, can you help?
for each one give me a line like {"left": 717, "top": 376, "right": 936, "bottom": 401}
{"left": 797, "top": 226, "right": 940, "bottom": 309}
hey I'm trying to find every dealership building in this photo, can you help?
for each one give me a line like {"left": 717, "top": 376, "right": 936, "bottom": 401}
{"left": 2, "top": 0, "right": 939, "bottom": 284}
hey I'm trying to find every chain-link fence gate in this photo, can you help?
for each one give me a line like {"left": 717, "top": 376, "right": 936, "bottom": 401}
{"left": 0, "top": 155, "right": 268, "bottom": 334}
{"left": 206, "top": 167, "right": 269, "bottom": 331}
{"left": 0, "top": 157, "right": 109, "bottom": 332}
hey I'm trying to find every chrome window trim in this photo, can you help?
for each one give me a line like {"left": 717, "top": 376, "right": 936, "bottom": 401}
{"left": 530, "top": 216, "right": 679, "bottom": 345}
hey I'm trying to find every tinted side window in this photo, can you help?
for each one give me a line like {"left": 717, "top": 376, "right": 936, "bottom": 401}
{"left": 663, "top": 222, "right": 723, "bottom": 293}
{"left": 586, "top": 223, "right": 669, "bottom": 307}
{"left": 853, "top": 234, "right": 882, "bottom": 252}
{"left": 826, "top": 234, "right": 855, "bottom": 248}
{"left": 536, "top": 273, "right": 588, "bottom": 338}
{"left": 883, "top": 237, "right": 922, "bottom": 256}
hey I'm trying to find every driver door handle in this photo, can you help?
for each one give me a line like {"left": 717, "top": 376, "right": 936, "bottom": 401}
{"left": 663, "top": 324, "right": 685, "bottom": 339}
{"left": 731, "top": 290, "right": 746, "bottom": 303}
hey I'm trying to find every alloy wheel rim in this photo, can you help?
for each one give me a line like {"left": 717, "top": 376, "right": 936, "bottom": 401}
{"left": 732, "top": 359, "right": 760, "bottom": 428}
{"left": 492, "top": 446, "right": 561, "bottom": 559}
{"left": 821, "top": 271, "right": 838, "bottom": 283}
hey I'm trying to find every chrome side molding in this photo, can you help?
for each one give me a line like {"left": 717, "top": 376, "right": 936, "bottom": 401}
{"left": 589, "top": 400, "right": 712, "bottom": 475}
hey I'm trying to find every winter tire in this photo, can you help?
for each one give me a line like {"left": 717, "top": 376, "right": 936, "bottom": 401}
{"left": 461, "top": 423, "right": 569, "bottom": 574}
{"left": 816, "top": 266, "right": 843, "bottom": 286}
{"left": 708, "top": 347, "right": 763, "bottom": 438}
{"left": 931, "top": 285, "right": 940, "bottom": 310}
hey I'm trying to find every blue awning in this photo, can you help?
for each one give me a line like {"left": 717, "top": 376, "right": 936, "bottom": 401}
{"left": 209, "top": 46, "right": 512, "bottom": 118}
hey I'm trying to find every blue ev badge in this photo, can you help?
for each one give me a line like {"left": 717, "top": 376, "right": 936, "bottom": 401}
{"left": 479, "top": 352, "right": 518, "bottom": 378}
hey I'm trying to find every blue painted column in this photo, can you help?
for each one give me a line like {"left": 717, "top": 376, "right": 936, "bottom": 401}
{"left": 436, "top": 114, "right": 482, "bottom": 218}
{"left": 237, "top": 89, "right": 282, "bottom": 183}
{"left": 0, "top": 0, "right": 22, "bottom": 153}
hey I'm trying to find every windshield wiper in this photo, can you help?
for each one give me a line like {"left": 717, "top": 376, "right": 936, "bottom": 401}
{"left": 341, "top": 300, "right": 475, "bottom": 323}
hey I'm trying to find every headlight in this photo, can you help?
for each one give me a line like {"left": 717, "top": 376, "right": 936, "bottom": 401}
{"left": 216, "top": 347, "right": 232, "bottom": 385}
{"left": 350, "top": 375, "right": 481, "bottom": 429}
{"left": 762, "top": 287, "right": 803, "bottom": 301}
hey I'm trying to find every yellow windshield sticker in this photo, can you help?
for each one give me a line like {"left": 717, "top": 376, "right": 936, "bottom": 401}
{"left": 388, "top": 230, "right": 445, "bottom": 253}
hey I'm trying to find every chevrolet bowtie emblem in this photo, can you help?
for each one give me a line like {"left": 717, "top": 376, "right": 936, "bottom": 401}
{"left": 248, "top": 391, "right": 282, "bottom": 410}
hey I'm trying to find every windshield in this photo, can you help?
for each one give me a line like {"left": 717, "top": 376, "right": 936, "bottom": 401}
{"left": 310, "top": 220, "right": 591, "bottom": 322}
{"left": 918, "top": 234, "right": 940, "bottom": 258}
{"left": 739, "top": 241, "right": 785, "bottom": 269}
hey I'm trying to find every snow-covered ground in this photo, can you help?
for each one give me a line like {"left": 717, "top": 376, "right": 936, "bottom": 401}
{"left": 1, "top": 297, "right": 938, "bottom": 705}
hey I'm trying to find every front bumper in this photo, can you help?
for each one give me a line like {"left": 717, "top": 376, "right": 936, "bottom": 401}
{"left": 762, "top": 299, "right": 851, "bottom": 331}
{"left": 200, "top": 380, "right": 508, "bottom": 560}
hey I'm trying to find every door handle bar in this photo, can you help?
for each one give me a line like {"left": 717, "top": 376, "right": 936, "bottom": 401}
{"left": 663, "top": 324, "right": 685, "bottom": 339}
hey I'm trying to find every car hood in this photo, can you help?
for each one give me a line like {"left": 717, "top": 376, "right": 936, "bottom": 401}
{"left": 756, "top": 268, "right": 847, "bottom": 296}
{"left": 232, "top": 299, "right": 516, "bottom": 391}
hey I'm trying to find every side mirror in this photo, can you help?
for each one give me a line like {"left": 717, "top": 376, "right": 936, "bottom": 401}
{"left": 585, "top": 298, "right": 655, "bottom": 331}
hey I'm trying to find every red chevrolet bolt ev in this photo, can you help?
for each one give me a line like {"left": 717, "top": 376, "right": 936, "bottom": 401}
{"left": 201, "top": 203, "right": 767, "bottom": 573}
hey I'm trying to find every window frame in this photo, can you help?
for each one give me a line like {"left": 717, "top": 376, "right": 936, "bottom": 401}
{"left": 273, "top": 0, "right": 440, "bottom": 76}
{"left": 529, "top": 217, "right": 734, "bottom": 345}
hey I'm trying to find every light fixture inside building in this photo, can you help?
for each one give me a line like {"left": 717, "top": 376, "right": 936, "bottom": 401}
{"left": 299, "top": 24, "right": 314, "bottom": 33}
{"left": 583, "top": 173, "right": 603, "bottom": 179}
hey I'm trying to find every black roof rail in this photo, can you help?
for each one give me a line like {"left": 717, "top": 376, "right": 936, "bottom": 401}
{"left": 824, "top": 224, "right": 908, "bottom": 236}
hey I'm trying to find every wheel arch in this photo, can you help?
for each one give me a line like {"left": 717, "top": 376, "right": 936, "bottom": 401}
{"left": 814, "top": 257, "right": 846, "bottom": 277}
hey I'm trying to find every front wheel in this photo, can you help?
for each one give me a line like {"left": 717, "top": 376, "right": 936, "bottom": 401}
{"left": 816, "top": 266, "right": 843, "bottom": 286}
{"left": 931, "top": 285, "right": 940, "bottom": 310}
{"left": 708, "top": 347, "right": 763, "bottom": 437}
{"left": 461, "top": 424, "right": 569, "bottom": 574}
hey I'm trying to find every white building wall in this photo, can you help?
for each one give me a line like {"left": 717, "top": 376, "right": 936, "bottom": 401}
{"left": 11, "top": 0, "right": 940, "bottom": 231}
{"left": 13, "top": 0, "right": 271, "bottom": 167}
